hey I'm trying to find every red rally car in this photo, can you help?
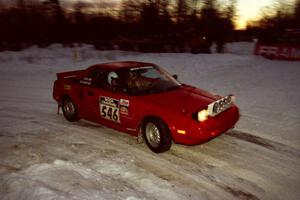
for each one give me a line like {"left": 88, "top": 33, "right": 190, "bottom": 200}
{"left": 53, "top": 61, "right": 239, "bottom": 153}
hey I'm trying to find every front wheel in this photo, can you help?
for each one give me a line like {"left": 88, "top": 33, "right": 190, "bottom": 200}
{"left": 143, "top": 118, "right": 172, "bottom": 153}
{"left": 62, "top": 98, "right": 80, "bottom": 122}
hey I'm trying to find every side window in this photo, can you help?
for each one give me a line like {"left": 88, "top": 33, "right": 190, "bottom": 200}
{"left": 80, "top": 69, "right": 107, "bottom": 88}
{"left": 80, "top": 68, "right": 124, "bottom": 93}
{"left": 90, "top": 69, "right": 107, "bottom": 88}
{"left": 79, "top": 76, "right": 92, "bottom": 86}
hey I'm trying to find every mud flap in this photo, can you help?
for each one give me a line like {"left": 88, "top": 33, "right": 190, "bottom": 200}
{"left": 57, "top": 103, "right": 61, "bottom": 115}
{"left": 137, "top": 126, "right": 144, "bottom": 144}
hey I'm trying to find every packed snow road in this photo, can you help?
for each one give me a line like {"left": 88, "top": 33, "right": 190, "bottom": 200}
{"left": 0, "top": 43, "right": 299, "bottom": 200}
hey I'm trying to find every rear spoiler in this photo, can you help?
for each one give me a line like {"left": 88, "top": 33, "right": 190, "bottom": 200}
{"left": 56, "top": 70, "right": 85, "bottom": 80}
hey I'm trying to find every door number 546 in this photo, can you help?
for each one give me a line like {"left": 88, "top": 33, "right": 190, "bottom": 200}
{"left": 101, "top": 105, "right": 119, "bottom": 122}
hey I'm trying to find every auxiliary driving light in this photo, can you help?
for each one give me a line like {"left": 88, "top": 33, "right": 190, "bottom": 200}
{"left": 177, "top": 130, "right": 186, "bottom": 134}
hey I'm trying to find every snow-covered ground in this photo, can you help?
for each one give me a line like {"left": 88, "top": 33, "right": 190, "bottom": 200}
{"left": 0, "top": 43, "right": 299, "bottom": 200}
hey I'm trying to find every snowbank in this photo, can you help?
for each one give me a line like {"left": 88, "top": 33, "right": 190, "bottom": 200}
{"left": 0, "top": 43, "right": 299, "bottom": 200}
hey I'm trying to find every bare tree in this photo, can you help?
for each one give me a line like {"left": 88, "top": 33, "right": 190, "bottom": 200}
{"left": 176, "top": 0, "right": 187, "bottom": 23}
{"left": 295, "top": 0, "right": 300, "bottom": 26}
{"left": 121, "top": 0, "right": 143, "bottom": 22}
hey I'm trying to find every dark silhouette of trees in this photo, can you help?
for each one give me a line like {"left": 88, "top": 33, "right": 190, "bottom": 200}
{"left": 198, "top": 0, "right": 236, "bottom": 52}
{"left": 0, "top": 0, "right": 239, "bottom": 53}
{"left": 176, "top": 0, "right": 188, "bottom": 23}
{"left": 121, "top": 0, "right": 142, "bottom": 23}
{"left": 246, "top": 0, "right": 300, "bottom": 44}
{"left": 294, "top": 0, "right": 300, "bottom": 27}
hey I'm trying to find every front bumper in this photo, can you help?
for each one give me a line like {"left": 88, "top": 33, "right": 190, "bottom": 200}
{"left": 172, "top": 105, "right": 240, "bottom": 145}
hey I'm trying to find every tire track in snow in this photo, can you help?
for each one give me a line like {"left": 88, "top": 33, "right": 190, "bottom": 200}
{"left": 2, "top": 109, "right": 300, "bottom": 199}
{"left": 226, "top": 130, "right": 300, "bottom": 159}
{"left": 64, "top": 123, "right": 268, "bottom": 199}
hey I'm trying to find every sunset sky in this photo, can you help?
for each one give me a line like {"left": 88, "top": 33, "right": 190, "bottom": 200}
{"left": 62, "top": 0, "right": 296, "bottom": 30}
{"left": 2, "top": 0, "right": 297, "bottom": 29}
{"left": 235, "top": 0, "right": 295, "bottom": 29}
{"left": 236, "top": 0, "right": 274, "bottom": 29}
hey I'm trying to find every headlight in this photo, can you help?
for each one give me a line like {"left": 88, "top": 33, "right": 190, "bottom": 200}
{"left": 198, "top": 109, "right": 209, "bottom": 122}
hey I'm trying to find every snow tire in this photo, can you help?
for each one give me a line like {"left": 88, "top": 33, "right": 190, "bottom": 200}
{"left": 62, "top": 97, "right": 80, "bottom": 122}
{"left": 143, "top": 118, "right": 172, "bottom": 153}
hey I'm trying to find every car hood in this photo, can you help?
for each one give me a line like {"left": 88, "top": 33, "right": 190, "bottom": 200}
{"left": 143, "top": 85, "right": 219, "bottom": 115}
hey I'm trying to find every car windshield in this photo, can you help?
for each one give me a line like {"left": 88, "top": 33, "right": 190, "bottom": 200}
{"left": 118, "top": 65, "right": 181, "bottom": 95}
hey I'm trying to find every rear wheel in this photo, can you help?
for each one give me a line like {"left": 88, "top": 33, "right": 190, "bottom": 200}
{"left": 143, "top": 118, "right": 172, "bottom": 153}
{"left": 62, "top": 98, "right": 80, "bottom": 122}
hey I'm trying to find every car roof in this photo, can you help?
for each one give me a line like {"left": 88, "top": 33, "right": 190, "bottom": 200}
{"left": 88, "top": 61, "right": 155, "bottom": 71}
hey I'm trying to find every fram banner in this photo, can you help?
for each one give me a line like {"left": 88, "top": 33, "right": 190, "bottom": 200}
{"left": 255, "top": 43, "right": 300, "bottom": 60}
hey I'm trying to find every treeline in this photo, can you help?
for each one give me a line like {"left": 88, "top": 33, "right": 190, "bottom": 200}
{"left": 247, "top": 0, "right": 300, "bottom": 43}
{"left": 0, "top": 0, "right": 238, "bottom": 53}
{"left": 1, "top": 0, "right": 299, "bottom": 53}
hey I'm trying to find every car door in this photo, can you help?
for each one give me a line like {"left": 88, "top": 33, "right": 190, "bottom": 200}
{"left": 94, "top": 71, "right": 140, "bottom": 131}
{"left": 75, "top": 69, "right": 99, "bottom": 120}
{"left": 77, "top": 68, "right": 138, "bottom": 131}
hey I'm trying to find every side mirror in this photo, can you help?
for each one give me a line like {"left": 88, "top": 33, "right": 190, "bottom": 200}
{"left": 172, "top": 74, "right": 178, "bottom": 80}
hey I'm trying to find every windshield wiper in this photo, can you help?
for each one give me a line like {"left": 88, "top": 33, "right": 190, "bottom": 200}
{"left": 147, "top": 88, "right": 161, "bottom": 94}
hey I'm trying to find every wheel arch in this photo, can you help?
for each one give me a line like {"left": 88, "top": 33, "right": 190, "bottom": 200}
{"left": 139, "top": 115, "right": 173, "bottom": 153}
{"left": 138, "top": 115, "right": 173, "bottom": 140}
{"left": 60, "top": 94, "right": 81, "bottom": 122}
{"left": 58, "top": 94, "right": 73, "bottom": 105}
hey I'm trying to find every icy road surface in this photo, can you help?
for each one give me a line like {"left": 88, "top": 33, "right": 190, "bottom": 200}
{"left": 0, "top": 43, "right": 299, "bottom": 200}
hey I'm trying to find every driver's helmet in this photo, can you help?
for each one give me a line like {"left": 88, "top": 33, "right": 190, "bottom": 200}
{"left": 107, "top": 71, "right": 118, "bottom": 85}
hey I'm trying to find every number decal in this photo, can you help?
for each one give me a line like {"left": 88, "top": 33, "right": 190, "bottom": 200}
{"left": 100, "top": 96, "right": 120, "bottom": 122}
{"left": 107, "top": 107, "right": 112, "bottom": 118}
{"left": 113, "top": 109, "right": 118, "bottom": 121}
{"left": 101, "top": 106, "right": 107, "bottom": 117}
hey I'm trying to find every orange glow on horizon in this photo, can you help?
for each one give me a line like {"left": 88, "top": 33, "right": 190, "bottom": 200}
{"left": 59, "top": 0, "right": 298, "bottom": 30}
{"left": 235, "top": 0, "right": 274, "bottom": 29}
{"left": 235, "top": 0, "right": 296, "bottom": 30}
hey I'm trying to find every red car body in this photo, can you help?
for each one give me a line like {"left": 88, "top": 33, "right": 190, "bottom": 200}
{"left": 53, "top": 61, "right": 239, "bottom": 151}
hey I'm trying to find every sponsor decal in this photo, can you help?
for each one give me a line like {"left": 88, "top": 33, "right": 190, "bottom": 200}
{"left": 256, "top": 44, "right": 300, "bottom": 60}
{"left": 120, "top": 99, "right": 129, "bottom": 115}
{"left": 80, "top": 77, "right": 91, "bottom": 85}
{"left": 258, "top": 46, "right": 279, "bottom": 56}
{"left": 120, "top": 106, "right": 129, "bottom": 115}
{"left": 120, "top": 99, "right": 129, "bottom": 107}
{"left": 63, "top": 84, "right": 71, "bottom": 90}
{"left": 99, "top": 96, "right": 120, "bottom": 122}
